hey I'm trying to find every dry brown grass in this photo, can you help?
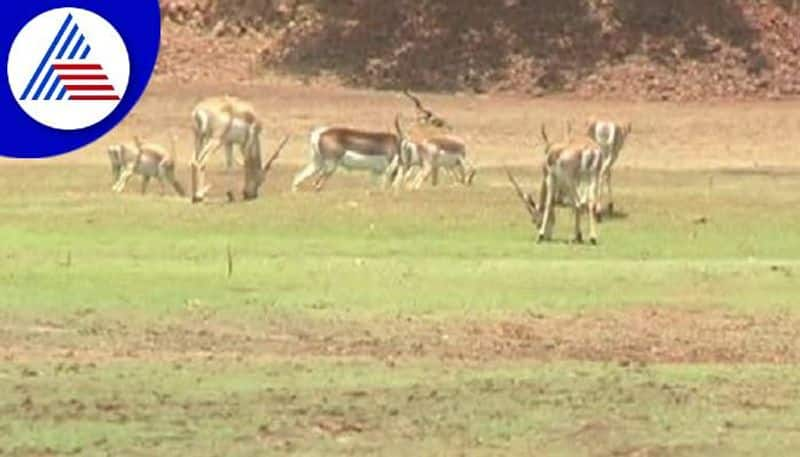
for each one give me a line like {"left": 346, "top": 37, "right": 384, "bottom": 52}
{"left": 8, "top": 82, "right": 798, "bottom": 172}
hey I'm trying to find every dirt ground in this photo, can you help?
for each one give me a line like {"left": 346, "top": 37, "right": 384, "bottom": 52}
{"left": 3, "top": 82, "right": 800, "bottom": 455}
{"left": 158, "top": 1, "right": 800, "bottom": 101}
{"left": 3, "top": 82, "right": 799, "bottom": 366}
{"left": 4, "top": 81, "right": 800, "bottom": 357}
{"left": 3, "top": 308, "right": 799, "bottom": 366}
{"left": 18, "top": 81, "right": 800, "bottom": 171}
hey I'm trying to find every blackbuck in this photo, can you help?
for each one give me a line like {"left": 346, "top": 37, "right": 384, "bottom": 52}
{"left": 191, "top": 96, "right": 283, "bottom": 202}
{"left": 395, "top": 90, "right": 476, "bottom": 189}
{"left": 109, "top": 136, "right": 186, "bottom": 197}
{"left": 402, "top": 89, "right": 451, "bottom": 130}
{"left": 586, "top": 119, "right": 632, "bottom": 214}
{"left": 507, "top": 125, "right": 604, "bottom": 244}
{"left": 394, "top": 115, "right": 476, "bottom": 189}
{"left": 291, "top": 126, "right": 404, "bottom": 192}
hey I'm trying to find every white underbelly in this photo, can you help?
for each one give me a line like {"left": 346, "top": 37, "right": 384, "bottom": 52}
{"left": 339, "top": 151, "right": 389, "bottom": 173}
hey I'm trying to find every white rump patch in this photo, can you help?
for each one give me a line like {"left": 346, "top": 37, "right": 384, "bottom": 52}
{"left": 594, "top": 122, "right": 617, "bottom": 148}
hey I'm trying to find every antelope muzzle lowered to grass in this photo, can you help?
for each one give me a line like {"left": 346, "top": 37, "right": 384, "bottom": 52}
{"left": 506, "top": 124, "right": 605, "bottom": 245}
{"left": 190, "top": 96, "right": 287, "bottom": 203}
{"left": 505, "top": 166, "right": 542, "bottom": 227}
{"left": 242, "top": 135, "right": 289, "bottom": 201}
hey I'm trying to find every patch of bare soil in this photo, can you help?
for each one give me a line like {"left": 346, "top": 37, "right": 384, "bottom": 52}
{"left": 157, "top": 0, "right": 800, "bottom": 101}
{"left": 3, "top": 309, "right": 799, "bottom": 365}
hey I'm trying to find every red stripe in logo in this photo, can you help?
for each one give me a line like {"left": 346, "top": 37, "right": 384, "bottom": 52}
{"left": 58, "top": 74, "right": 108, "bottom": 80}
{"left": 69, "top": 95, "right": 120, "bottom": 101}
{"left": 52, "top": 63, "right": 102, "bottom": 70}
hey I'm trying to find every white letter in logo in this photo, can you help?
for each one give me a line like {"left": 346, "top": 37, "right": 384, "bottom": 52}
{"left": 7, "top": 8, "right": 130, "bottom": 131}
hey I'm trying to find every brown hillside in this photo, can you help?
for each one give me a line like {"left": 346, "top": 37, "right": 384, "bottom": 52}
{"left": 159, "top": 0, "right": 800, "bottom": 101}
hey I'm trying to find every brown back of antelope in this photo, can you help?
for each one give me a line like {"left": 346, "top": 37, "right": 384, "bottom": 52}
{"left": 536, "top": 126, "right": 603, "bottom": 244}
{"left": 291, "top": 127, "right": 403, "bottom": 192}
{"left": 318, "top": 128, "right": 400, "bottom": 160}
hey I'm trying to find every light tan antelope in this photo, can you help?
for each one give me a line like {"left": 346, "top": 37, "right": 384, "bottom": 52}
{"left": 395, "top": 91, "right": 476, "bottom": 189}
{"left": 109, "top": 136, "right": 186, "bottom": 197}
{"left": 394, "top": 115, "right": 476, "bottom": 189}
{"left": 507, "top": 125, "right": 604, "bottom": 244}
{"left": 291, "top": 126, "right": 404, "bottom": 192}
{"left": 191, "top": 96, "right": 276, "bottom": 202}
{"left": 586, "top": 119, "right": 632, "bottom": 214}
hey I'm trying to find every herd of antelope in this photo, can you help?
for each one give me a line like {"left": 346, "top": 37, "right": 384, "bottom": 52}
{"left": 108, "top": 90, "right": 631, "bottom": 245}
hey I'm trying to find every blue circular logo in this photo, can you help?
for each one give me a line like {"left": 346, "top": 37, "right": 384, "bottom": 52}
{"left": 1, "top": 2, "right": 160, "bottom": 158}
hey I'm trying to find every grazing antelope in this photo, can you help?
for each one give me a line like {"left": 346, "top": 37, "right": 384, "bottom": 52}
{"left": 586, "top": 119, "right": 632, "bottom": 214}
{"left": 191, "top": 96, "right": 272, "bottom": 202}
{"left": 291, "top": 126, "right": 403, "bottom": 192}
{"left": 395, "top": 90, "right": 476, "bottom": 189}
{"left": 507, "top": 125, "right": 604, "bottom": 244}
{"left": 394, "top": 115, "right": 476, "bottom": 189}
{"left": 109, "top": 136, "right": 186, "bottom": 197}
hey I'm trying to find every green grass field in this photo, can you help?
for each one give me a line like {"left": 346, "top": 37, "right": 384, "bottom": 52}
{"left": 1, "top": 160, "right": 800, "bottom": 456}
{"left": 2, "top": 165, "right": 799, "bottom": 316}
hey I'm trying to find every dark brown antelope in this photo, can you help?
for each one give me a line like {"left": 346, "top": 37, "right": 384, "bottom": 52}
{"left": 291, "top": 126, "right": 404, "bottom": 192}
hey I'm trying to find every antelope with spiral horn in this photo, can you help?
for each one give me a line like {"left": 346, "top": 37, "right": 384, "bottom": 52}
{"left": 395, "top": 90, "right": 476, "bottom": 189}
{"left": 191, "top": 96, "right": 285, "bottom": 202}
{"left": 507, "top": 124, "right": 604, "bottom": 244}
{"left": 291, "top": 125, "right": 404, "bottom": 192}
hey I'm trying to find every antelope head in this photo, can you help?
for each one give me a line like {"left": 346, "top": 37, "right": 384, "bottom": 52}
{"left": 402, "top": 89, "right": 451, "bottom": 130}
{"left": 242, "top": 135, "right": 289, "bottom": 200}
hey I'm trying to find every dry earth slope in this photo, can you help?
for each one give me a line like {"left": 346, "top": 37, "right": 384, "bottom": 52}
{"left": 158, "top": 0, "right": 800, "bottom": 101}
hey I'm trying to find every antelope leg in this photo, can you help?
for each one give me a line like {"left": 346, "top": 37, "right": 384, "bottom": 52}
{"left": 292, "top": 161, "right": 322, "bottom": 192}
{"left": 113, "top": 165, "right": 136, "bottom": 193}
{"left": 141, "top": 175, "right": 151, "bottom": 195}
